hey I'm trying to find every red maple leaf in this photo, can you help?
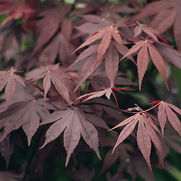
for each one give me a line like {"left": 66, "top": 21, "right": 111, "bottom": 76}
{"left": 0, "top": 67, "right": 26, "bottom": 108}
{"left": 134, "top": 0, "right": 181, "bottom": 50}
{"left": 121, "top": 39, "right": 168, "bottom": 90}
{"left": 41, "top": 107, "right": 101, "bottom": 166}
{"left": 111, "top": 113, "right": 163, "bottom": 171}
{"left": 26, "top": 64, "right": 73, "bottom": 105}
{"left": 0, "top": 98, "right": 53, "bottom": 145}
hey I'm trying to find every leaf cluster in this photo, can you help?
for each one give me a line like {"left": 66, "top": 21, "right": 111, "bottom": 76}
{"left": 0, "top": 0, "right": 181, "bottom": 180}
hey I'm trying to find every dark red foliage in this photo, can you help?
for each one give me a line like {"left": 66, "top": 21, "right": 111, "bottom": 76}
{"left": 0, "top": 0, "right": 181, "bottom": 180}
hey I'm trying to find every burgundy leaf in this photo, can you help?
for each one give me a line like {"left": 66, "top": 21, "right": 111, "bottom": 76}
{"left": 122, "top": 40, "right": 168, "bottom": 90}
{"left": 134, "top": 0, "right": 181, "bottom": 50}
{"left": 0, "top": 67, "right": 26, "bottom": 107}
{"left": 112, "top": 112, "right": 164, "bottom": 170}
{"left": 77, "top": 88, "right": 112, "bottom": 102}
{"left": 0, "top": 99, "right": 52, "bottom": 145}
{"left": 27, "top": 65, "right": 73, "bottom": 105}
{"left": 41, "top": 107, "right": 100, "bottom": 166}
{"left": 33, "top": 5, "right": 69, "bottom": 54}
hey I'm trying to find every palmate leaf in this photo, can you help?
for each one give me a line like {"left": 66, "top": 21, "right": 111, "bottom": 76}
{"left": 0, "top": 67, "right": 26, "bottom": 108}
{"left": 33, "top": 4, "right": 70, "bottom": 54}
{"left": 70, "top": 42, "right": 132, "bottom": 90}
{"left": 111, "top": 113, "right": 163, "bottom": 171}
{"left": 77, "top": 88, "right": 113, "bottom": 102}
{"left": 77, "top": 87, "right": 133, "bottom": 104}
{"left": 0, "top": 98, "right": 53, "bottom": 145}
{"left": 41, "top": 106, "right": 105, "bottom": 166}
{"left": 73, "top": 23, "right": 123, "bottom": 58}
{"left": 121, "top": 40, "right": 168, "bottom": 90}
{"left": 134, "top": 0, "right": 181, "bottom": 50}
{"left": 134, "top": 22, "right": 159, "bottom": 42}
{"left": 70, "top": 14, "right": 134, "bottom": 90}
{"left": 71, "top": 22, "right": 130, "bottom": 90}
{"left": 38, "top": 18, "right": 75, "bottom": 66}
{"left": 158, "top": 101, "right": 181, "bottom": 136}
{"left": 26, "top": 64, "right": 73, "bottom": 105}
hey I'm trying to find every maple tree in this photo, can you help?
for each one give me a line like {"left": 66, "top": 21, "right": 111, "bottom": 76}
{"left": 0, "top": 0, "right": 181, "bottom": 180}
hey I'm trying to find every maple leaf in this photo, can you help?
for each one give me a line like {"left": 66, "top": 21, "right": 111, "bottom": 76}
{"left": 134, "top": 0, "right": 181, "bottom": 50}
{"left": 78, "top": 88, "right": 113, "bottom": 102}
{"left": 73, "top": 24, "right": 122, "bottom": 57}
{"left": 0, "top": 67, "right": 26, "bottom": 108}
{"left": 133, "top": 22, "right": 159, "bottom": 41}
{"left": 0, "top": 98, "right": 53, "bottom": 145}
{"left": 0, "top": 0, "right": 35, "bottom": 26}
{"left": 111, "top": 113, "right": 163, "bottom": 171}
{"left": 121, "top": 39, "right": 168, "bottom": 90}
{"left": 77, "top": 87, "right": 133, "bottom": 105}
{"left": 70, "top": 15, "right": 135, "bottom": 90}
{"left": 41, "top": 107, "right": 101, "bottom": 166}
{"left": 39, "top": 18, "right": 75, "bottom": 66}
{"left": 70, "top": 41, "right": 132, "bottom": 90}
{"left": 158, "top": 101, "right": 181, "bottom": 137}
{"left": 33, "top": 4, "right": 70, "bottom": 54}
{"left": 26, "top": 64, "right": 73, "bottom": 105}
{"left": 0, "top": 22, "right": 27, "bottom": 62}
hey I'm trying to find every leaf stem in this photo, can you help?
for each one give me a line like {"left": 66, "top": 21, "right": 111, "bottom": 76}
{"left": 82, "top": 101, "right": 161, "bottom": 115}
{"left": 139, "top": 102, "right": 161, "bottom": 114}
{"left": 119, "top": 31, "right": 139, "bottom": 42}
